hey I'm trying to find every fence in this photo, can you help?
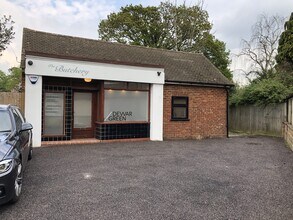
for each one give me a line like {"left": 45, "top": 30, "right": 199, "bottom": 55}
{"left": 229, "top": 103, "right": 286, "bottom": 136}
{"left": 283, "top": 96, "right": 293, "bottom": 150}
{"left": 0, "top": 92, "right": 23, "bottom": 110}
{"left": 287, "top": 96, "right": 293, "bottom": 124}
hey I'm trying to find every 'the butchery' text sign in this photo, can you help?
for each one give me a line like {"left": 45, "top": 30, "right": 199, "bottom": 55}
{"left": 48, "top": 64, "right": 89, "bottom": 76}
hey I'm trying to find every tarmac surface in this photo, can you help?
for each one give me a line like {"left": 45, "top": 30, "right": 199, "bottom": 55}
{"left": 0, "top": 136, "right": 292, "bottom": 219}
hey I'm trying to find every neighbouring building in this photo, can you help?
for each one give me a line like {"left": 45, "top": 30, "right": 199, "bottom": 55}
{"left": 21, "top": 28, "right": 233, "bottom": 147}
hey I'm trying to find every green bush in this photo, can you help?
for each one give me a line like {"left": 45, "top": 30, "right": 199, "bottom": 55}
{"left": 0, "top": 67, "right": 21, "bottom": 92}
{"left": 230, "top": 78, "right": 291, "bottom": 106}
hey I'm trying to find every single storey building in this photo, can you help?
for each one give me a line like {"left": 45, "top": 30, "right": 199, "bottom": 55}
{"left": 21, "top": 28, "right": 233, "bottom": 147}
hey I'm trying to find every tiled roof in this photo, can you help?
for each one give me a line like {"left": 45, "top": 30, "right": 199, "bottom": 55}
{"left": 21, "top": 28, "right": 233, "bottom": 86}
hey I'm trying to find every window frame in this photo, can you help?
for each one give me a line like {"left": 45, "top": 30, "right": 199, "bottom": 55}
{"left": 104, "top": 81, "right": 150, "bottom": 91}
{"left": 171, "top": 96, "right": 189, "bottom": 121}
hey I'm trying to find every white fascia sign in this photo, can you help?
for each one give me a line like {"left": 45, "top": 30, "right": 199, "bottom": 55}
{"left": 25, "top": 55, "right": 165, "bottom": 85}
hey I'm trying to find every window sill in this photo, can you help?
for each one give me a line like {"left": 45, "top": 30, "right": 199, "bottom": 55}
{"left": 170, "top": 118, "right": 190, "bottom": 122}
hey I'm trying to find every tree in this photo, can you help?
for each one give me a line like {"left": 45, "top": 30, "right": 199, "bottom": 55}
{"left": 274, "top": 12, "right": 293, "bottom": 92}
{"left": 98, "top": 3, "right": 212, "bottom": 50}
{"left": 99, "top": 5, "right": 166, "bottom": 48}
{"left": 231, "top": 14, "right": 292, "bottom": 106}
{"left": 158, "top": 2, "right": 212, "bottom": 51}
{"left": 0, "top": 70, "right": 9, "bottom": 91}
{"left": 0, "top": 15, "right": 15, "bottom": 56}
{"left": 276, "top": 12, "right": 293, "bottom": 64}
{"left": 0, "top": 67, "right": 21, "bottom": 92}
{"left": 98, "top": 3, "right": 232, "bottom": 80}
{"left": 238, "top": 14, "right": 284, "bottom": 80}
{"left": 197, "top": 33, "right": 232, "bottom": 80}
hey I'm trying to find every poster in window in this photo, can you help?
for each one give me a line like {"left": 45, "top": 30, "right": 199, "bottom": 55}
{"left": 45, "top": 93, "right": 64, "bottom": 117}
{"left": 44, "top": 93, "right": 64, "bottom": 135}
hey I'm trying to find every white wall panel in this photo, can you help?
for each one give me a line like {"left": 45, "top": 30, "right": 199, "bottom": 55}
{"left": 150, "top": 84, "right": 164, "bottom": 141}
{"left": 25, "top": 75, "right": 42, "bottom": 147}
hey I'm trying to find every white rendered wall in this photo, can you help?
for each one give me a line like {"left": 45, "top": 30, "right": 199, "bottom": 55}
{"left": 25, "top": 75, "right": 42, "bottom": 147}
{"left": 150, "top": 84, "right": 164, "bottom": 141}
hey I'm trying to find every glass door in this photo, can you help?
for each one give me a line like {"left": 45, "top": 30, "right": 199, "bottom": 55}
{"left": 73, "top": 92, "right": 95, "bottom": 139}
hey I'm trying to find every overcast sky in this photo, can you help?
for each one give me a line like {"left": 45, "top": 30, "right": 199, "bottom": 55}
{"left": 0, "top": 0, "right": 292, "bottom": 84}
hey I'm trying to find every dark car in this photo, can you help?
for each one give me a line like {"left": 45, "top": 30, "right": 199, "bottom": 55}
{"left": 0, "top": 105, "right": 33, "bottom": 205}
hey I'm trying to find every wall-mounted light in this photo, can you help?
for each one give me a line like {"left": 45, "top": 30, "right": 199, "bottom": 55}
{"left": 84, "top": 78, "right": 92, "bottom": 83}
{"left": 157, "top": 71, "right": 161, "bottom": 76}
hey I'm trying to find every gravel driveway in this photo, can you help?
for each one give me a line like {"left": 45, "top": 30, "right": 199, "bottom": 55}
{"left": 0, "top": 136, "right": 292, "bottom": 220}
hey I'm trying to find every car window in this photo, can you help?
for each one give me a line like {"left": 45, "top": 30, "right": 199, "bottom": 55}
{"left": 14, "top": 108, "right": 25, "bottom": 123}
{"left": 0, "top": 110, "right": 12, "bottom": 132}
{"left": 12, "top": 108, "right": 23, "bottom": 131}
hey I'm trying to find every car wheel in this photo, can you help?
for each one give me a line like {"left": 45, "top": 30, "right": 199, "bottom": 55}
{"left": 28, "top": 146, "right": 33, "bottom": 161}
{"left": 10, "top": 162, "right": 23, "bottom": 204}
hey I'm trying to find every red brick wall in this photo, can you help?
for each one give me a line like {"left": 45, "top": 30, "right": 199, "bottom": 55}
{"left": 163, "top": 84, "right": 227, "bottom": 139}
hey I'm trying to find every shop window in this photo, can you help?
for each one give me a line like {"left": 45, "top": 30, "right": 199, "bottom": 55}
{"left": 171, "top": 96, "right": 189, "bottom": 120}
{"left": 44, "top": 92, "right": 65, "bottom": 135}
{"left": 104, "top": 90, "right": 149, "bottom": 122}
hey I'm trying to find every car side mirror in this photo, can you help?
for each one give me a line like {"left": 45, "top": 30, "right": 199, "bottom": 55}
{"left": 20, "top": 123, "right": 33, "bottom": 132}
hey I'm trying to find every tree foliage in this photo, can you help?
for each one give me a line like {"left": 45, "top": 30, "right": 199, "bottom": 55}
{"left": 99, "top": 5, "right": 166, "bottom": 48}
{"left": 198, "top": 33, "right": 232, "bottom": 80}
{"left": 0, "top": 15, "right": 15, "bottom": 56}
{"left": 238, "top": 14, "right": 284, "bottom": 80}
{"left": 98, "top": 3, "right": 211, "bottom": 50}
{"left": 275, "top": 12, "right": 293, "bottom": 95}
{"left": 98, "top": 3, "right": 232, "bottom": 80}
{"left": 158, "top": 2, "right": 212, "bottom": 51}
{"left": 230, "top": 78, "right": 290, "bottom": 106}
{"left": 276, "top": 12, "right": 293, "bottom": 64}
{"left": 0, "top": 67, "right": 22, "bottom": 92}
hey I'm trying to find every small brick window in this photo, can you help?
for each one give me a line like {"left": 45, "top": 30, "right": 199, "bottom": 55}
{"left": 171, "top": 96, "right": 189, "bottom": 120}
